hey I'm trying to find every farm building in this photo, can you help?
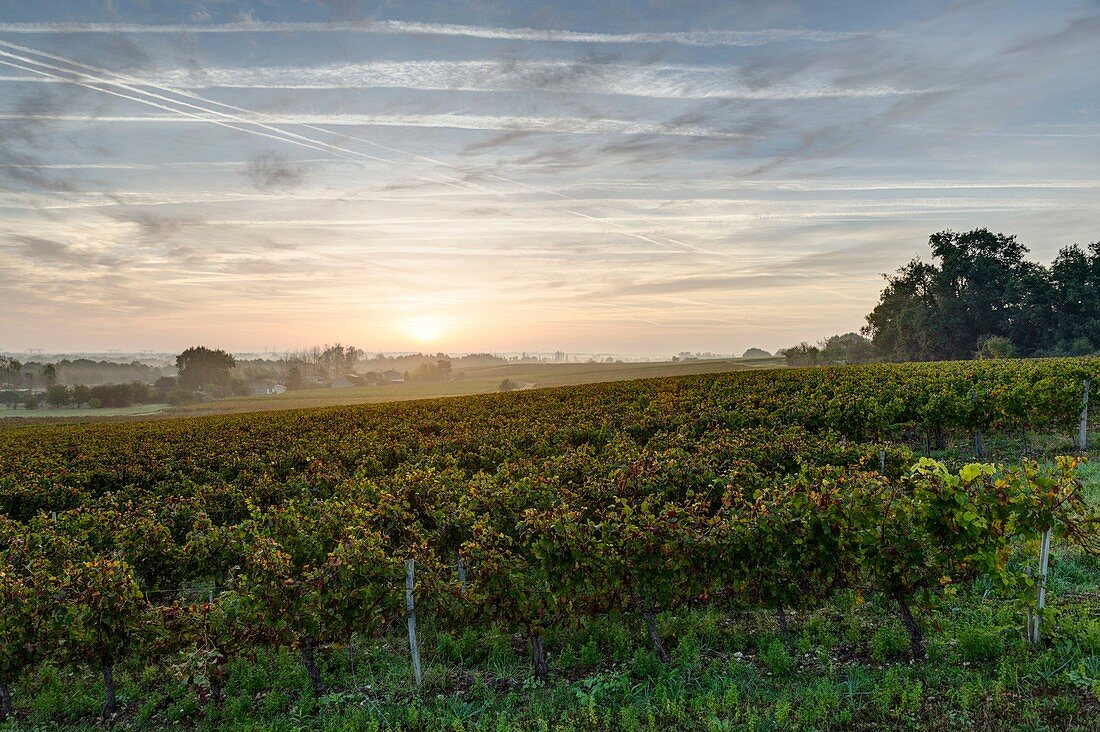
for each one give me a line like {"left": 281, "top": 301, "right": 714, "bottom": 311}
{"left": 250, "top": 380, "right": 287, "bottom": 395}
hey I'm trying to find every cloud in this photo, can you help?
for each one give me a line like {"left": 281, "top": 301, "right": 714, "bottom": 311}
{"left": 242, "top": 152, "right": 307, "bottom": 191}
{"left": 0, "top": 91, "right": 69, "bottom": 193}
{"left": 8, "top": 234, "right": 72, "bottom": 262}
{"left": 110, "top": 211, "right": 205, "bottom": 239}
{"left": 0, "top": 111, "right": 750, "bottom": 139}
{"left": 603, "top": 274, "right": 793, "bottom": 297}
{"left": 2, "top": 233, "right": 132, "bottom": 272}
{"left": 0, "top": 150, "right": 78, "bottom": 192}
{"left": 1005, "top": 13, "right": 1100, "bottom": 55}
{"left": 0, "top": 20, "right": 884, "bottom": 48}
{"left": 103, "top": 59, "right": 940, "bottom": 101}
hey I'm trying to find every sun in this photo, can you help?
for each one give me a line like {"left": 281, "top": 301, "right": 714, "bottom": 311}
{"left": 405, "top": 315, "right": 446, "bottom": 342}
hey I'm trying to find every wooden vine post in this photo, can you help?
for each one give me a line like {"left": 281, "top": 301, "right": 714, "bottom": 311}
{"left": 405, "top": 559, "right": 423, "bottom": 686}
{"left": 1027, "top": 528, "right": 1053, "bottom": 646}
{"left": 1080, "top": 378, "right": 1091, "bottom": 451}
{"left": 456, "top": 554, "right": 467, "bottom": 590}
{"left": 971, "top": 390, "right": 985, "bottom": 460}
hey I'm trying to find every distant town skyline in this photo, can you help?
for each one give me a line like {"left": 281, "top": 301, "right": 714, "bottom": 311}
{"left": 2, "top": 1, "right": 1099, "bottom": 353}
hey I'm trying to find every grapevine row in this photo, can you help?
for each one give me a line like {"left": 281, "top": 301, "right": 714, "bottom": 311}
{"left": 1, "top": 358, "right": 1098, "bottom": 718}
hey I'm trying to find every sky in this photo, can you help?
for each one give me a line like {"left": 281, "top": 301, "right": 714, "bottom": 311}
{"left": 1, "top": 1, "right": 1098, "bottom": 356}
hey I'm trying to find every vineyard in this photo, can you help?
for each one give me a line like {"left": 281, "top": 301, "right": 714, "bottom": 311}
{"left": 2, "top": 358, "right": 1100, "bottom": 730}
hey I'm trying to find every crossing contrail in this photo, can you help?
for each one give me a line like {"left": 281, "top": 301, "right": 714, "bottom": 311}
{"left": 0, "top": 39, "right": 724, "bottom": 257}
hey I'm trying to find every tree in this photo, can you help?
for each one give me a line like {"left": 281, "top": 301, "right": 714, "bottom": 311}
{"left": 819, "top": 333, "right": 875, "bottom": 365}
{"left": 45, "top": 384, "right": 71, "bottom": 407}
{"left": 975, "top": 335, "right": 1016, "bottom": 359}
{"left": 411, "top": 358, "right": 453, "bottom": 382}
{"left": 42, "top": 364, "right": 57, "bottom": 386}
{"left": 864, "top": 229, "right": 1050, "bottom": 360}
{"left": 1047, "top": 241, "right": 1100, "bottom": 353}
{"left": 782, "top": 342, "right": 820, "bottom": 367}
{"left": 152, "top": 376, "right": 177, "bottom": 400}
{"left": 0, "top": 358, "right": 20, "bottom": 385}
{"left": 71, "top": 385, "right": 91, "bottom": 407}
{"left": 176, "top": 347, "right": 236, "bottom": 390}
{"left": 285, "top": 365, "right": 305, "bottom": 390}
{"left": 90, "top": 384, "right": 134, "bottom": 408}
{"left": 742, "top": 347, "right": 772, "bottom": 359}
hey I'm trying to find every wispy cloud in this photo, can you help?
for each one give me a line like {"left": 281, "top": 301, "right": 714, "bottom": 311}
{"left": 132, "top": 60, "right": 936, "bottom": 101}
{"left": 0, "top": 21, "right": 884, "bottom": 48}
{"left": 243, "top": 152, "right": 307, "bottom": 191}
{"left": 0, "top": 111, "right": 750, "bottom": 138}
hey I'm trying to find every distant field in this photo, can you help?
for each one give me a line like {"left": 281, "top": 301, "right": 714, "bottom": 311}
{"left": 0, "top": 358, "right": 783, "bottom": 427}
{"left": 167, "top": 357, "right": 786, "bottom": 417}
{"left": 0, "top": 403, "right": 168, "bottom": 422}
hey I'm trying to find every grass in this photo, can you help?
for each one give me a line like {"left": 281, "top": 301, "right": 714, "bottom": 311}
{"left": 0, "top": 403, "right": 168, "bottom": 420}
{"left": 4, "top": 458, "right": 1097, "bottom": 730}
{"left": 7, "top": 571, "right": 1098, "bottom": 730}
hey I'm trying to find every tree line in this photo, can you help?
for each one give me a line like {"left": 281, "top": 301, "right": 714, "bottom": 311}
{"left": 781, "top": 229, "right": 1100, "bottom": 365}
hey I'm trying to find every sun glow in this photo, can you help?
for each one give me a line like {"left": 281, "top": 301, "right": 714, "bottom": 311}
{"left": 405, "top": 315, "right": 446, "bottom": 342}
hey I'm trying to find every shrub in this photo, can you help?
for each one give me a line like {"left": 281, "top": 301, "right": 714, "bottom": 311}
{"left": 761, "top": 639, "right": 793, "bottom": 676}
{"left": 957, "top": 626, "right": 1003, "bottom": 663}
{"left": 579, "top": 638, "right": 602, "bottom": 667}
{"left": 167, "top": 388, "right": 199, "bottom": 406}
{"left": 630, "top": 647, "right": 663, "bottom": 679}
{"left": 435, "top": 632, "right": 462, "bottom": 665}
{"left": 870, "top": 624, "right": 910, "bottom": 662}
{"left": 976, "top": 335, "right": 1016, "bottom": 360}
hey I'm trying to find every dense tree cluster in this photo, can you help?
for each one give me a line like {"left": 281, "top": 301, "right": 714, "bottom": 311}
{"left": 864, "top": 229, "right": 1100, "bottom": 361}
{"left": 0, "top": 359, "right": 165, "bottom": 389}
{"left": 176, "top": 347, "right": 237, "bottom": 389}
{"left": 783, "top": 229, "right": 1100, "bottom": 363}
{"left": 780, "top": 333, "right": 876, "bottom": 367}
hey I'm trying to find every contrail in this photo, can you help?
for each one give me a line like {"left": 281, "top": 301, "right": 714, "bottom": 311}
{"left": 4, "top": 59, "right": 925, "bottom": 102}
{"left": 0, "top": 47, "right": 477, "bottom": 193}
{"left": 0, "top": 56, "right": 354, "bottom": 158}
{"left": 0, "top": 21, "right": 881, "bottom": 48}
{"left": 0, "top": 111, "right": 744, "bottom": 139}
{"left": 0, "top": 40, "right": 724, "bottom": 257}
